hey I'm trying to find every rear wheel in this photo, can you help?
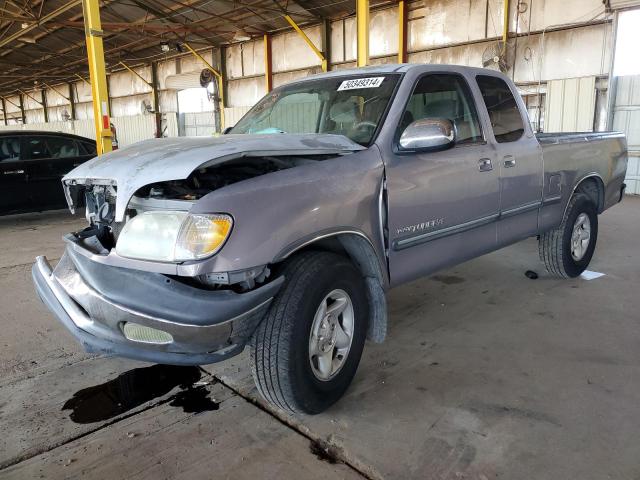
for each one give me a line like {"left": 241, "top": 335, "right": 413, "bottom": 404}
{"left": 250, "top": 251, "right": 368, "bottom": 414}
{"left": 538, "top": 193, "right": 598, "bottom": 278}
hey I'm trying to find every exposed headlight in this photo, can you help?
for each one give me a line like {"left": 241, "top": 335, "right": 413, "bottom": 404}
{"left": 115, "top": 211, "right": 233, "bottom": 262}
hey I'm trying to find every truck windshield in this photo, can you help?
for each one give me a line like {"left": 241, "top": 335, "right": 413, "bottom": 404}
{"left": 230, "top": 74, "right": 400, "bottom": 146}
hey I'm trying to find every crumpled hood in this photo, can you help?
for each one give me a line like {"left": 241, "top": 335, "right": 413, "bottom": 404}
{"left": 63, "top": 133, "right": 365, "bottom": 221}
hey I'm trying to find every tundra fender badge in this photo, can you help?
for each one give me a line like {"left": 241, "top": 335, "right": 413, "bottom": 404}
{"left": 396, "top": 218, "right": 445, "bottom": 236}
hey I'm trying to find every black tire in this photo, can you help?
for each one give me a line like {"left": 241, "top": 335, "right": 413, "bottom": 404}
{"left": 538, "top": 193, "right": 598, "bottom": 278}
{"left": 250, "top": 251, "right": 368, "bottom": 414}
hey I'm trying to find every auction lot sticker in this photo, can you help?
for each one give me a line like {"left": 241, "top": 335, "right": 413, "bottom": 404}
{"left": 337, "top": 77, "right": 385, "bottom": 91}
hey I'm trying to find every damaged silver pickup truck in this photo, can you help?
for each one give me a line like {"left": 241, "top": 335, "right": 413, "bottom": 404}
{"left": 33, "top": 64, "right": 628, "bottom": 414}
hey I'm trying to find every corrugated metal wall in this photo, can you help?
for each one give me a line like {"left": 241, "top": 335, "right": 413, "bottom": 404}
{"left": 544, "top": 77, "right": 597, "bottom": 132}
{"left": 613, "top": 75, "right": 640, "bottom": 195}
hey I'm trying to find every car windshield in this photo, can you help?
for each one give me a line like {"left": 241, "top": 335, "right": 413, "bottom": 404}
{"left": 230, "top": 74, "right": 400, "bottom": 146}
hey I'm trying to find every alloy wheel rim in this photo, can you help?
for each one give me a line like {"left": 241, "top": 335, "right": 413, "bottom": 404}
{"left": 571, "top": 213, "right": 591, "bottom": 261}
{"left": 308, "top": 289, "right": 355, "bottom": 382}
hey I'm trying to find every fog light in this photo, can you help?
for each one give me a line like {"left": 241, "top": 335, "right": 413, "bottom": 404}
{"left": 122, "top": 322, "right": 173, "bottom": 344}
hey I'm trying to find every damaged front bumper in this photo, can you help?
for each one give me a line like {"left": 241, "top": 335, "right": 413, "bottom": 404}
{"left": 32, "top": 245, "right": 283, "bottom": 365}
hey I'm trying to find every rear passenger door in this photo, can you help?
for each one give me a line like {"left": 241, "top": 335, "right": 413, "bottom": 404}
{"left": 475, "top": 75, "right": 543, "bottom": 244}
{"left": 0, "top": 135, "right": 28, "bottom": 214}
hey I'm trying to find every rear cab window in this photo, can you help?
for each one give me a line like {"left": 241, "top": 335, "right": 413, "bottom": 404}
{"left": 0, "top": 136, "right": 22, "bottom": 162}
{"left": 476, "top": 75, "right": 525, "bottom": 143}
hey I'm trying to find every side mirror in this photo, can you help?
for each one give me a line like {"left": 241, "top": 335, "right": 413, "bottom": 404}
{"left": 222, "top": 127, "right": 233, "bottom": 135}
{"left": 399, "top": 118, "right": 455, "bottom": 151}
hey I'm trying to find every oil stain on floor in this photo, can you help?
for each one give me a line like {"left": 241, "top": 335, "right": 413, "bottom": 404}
{"left": 62, "top": 365, "right": 218, "bottom": 424}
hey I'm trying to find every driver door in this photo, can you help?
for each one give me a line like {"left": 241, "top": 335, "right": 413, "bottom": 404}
{"left": 385, "top": 73, "right": 501, "bottom": 286}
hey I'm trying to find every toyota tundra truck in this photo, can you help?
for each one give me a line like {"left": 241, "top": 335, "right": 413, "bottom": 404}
{"left": 32, "top": 64, "right": 628, "bottom": 414}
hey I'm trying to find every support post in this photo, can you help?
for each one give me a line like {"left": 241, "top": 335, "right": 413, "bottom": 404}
{"left": 1, "top": 97, "right": 6, "bottom": 126}
{"left": 321, "top": 18, "right": 331, "bottom": 71}
{"left": 356, "top": 0, "right": 369, "bottom": 67}
{"left": 183, "top": 43, "right": 225, "bottom": 131}
{"left": 19, "top": 94, "right": 26, "bottom": 124}
{"left": 284, "top": 15, "right": 328, "bottom": 72}
{"left": 42, "top": 89, "right": 49, "bottom": 123}
{"left": 502, "top": 0, "right": 510, "bottom": 54}
{"left": 151, "top": 62, "right": 162, "bottom": 137}
{"left": 69, "top": 83, "right": 76, "bottom": 120}
{"left": 264, "top": 33, "right": 272, "bottom": 93}
{"left": 398, "top": 0, "right": 407, "bottom": 63}
{"left": 82, "top": 0, "right": 112, "bottom": 155}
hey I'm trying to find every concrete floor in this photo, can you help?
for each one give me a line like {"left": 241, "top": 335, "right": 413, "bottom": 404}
{"left": 1, "top": 197, "right": 639, "bottom": 480}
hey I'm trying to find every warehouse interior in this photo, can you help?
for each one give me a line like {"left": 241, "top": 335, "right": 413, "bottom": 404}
{"left": 1, "top": 0, "right": 640, "bottom": 479}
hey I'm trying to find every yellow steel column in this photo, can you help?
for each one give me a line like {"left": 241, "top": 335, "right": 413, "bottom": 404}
{"left": 82, "top": 0, "right": 112, "bottom": 155}
{"left": 397, "top": 0, "right": 407, "bottom": 63}
{"left": 502, "top": 0, "right": 510, "bottom": 54}
{"left": 356, "top": 0, "right": 369, "bottom": 67}
{"left": 183, "top": 43, "right": 225, "bottom": 131}
{"left": 264, "top": 34, "right": 272, "bottom": 92}
{"left": 284, "top": 15, "right": 328, "bottom": 72}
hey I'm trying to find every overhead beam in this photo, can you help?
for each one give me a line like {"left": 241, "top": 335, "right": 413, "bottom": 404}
{"left": 82, "top": 0, "right": 112, "bottom": 155}
{"left": 264, "top": 33, "right": 272, "bottom": 93}
{"left": 398, "top": 0, "right": 407, "bottom": 63}
{"left": 356, "top": 0, "right": 369, "bottom": 67}
{"left": 284, "top": 14, "right": 327, "bottom": 72}
{"left": 0, "top": 0, "right": 82, "bottom": 49}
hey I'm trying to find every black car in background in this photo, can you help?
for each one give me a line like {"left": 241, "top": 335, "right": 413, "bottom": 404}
{"left": 0, "top": 131, "right": 96, "bottom": 215}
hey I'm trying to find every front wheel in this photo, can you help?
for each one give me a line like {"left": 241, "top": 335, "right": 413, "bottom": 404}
{"left": 539, "top": 193, "right": 598, "bottom": 278}
{"left": 250, "top": 251, "right": 368, "bottom": 414}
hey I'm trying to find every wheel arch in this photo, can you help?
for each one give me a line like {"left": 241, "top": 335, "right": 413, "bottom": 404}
{"left": 565, "top": 174, "right": 605, "bottom": 217}
{"left": 274, "top": 231, "right": 389, "bottom": 343}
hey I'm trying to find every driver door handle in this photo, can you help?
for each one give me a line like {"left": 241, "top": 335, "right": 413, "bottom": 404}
{"left": 503, "top": 156, "right": 516, "bottom": 168}
{"left": 478, "top": 158, "right": 493, "bottom": 172}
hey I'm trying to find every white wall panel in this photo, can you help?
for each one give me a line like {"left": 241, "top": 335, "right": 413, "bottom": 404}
{"left": 109, "top": 66, "right": 152, "bottom": 97}
{"left": 156, "top": 59, "right": 177, "bottom": 90}
{"left": 370, "top": 8, "right": 398, "bottom": 57}
{"left": 110, "top": 93, "right": 153, "bottom": 117}
{"left": 159, "top": 90, "right": 178, "bottom": 113}
{"left": 544, "top": 76, "right": 596, "bottom": 132}
{"left": 513, "top": 23, "right": 611, "bottom": 83}
{"left": 227, "top": 77, "right": 263, "bottom": 107}
{"left": 224, "top": 106, "right": 252, "bottom": 127}
{"left": 613, "top": 75, "right": 640, "bottom": 194}
{"left": 609, "top": 0, "right": 640, "bottom": 9}
{"left": 272, "top": 26, "right": 323, "bottom": 72}
{"left": 111, "top": 115, "right": 156, "bottom": 146}
{"left": 273, "top": 69, "right": 315, "bottom": 88}
{"left": 408, "top": 0, "right": 503, "bottom": 51}
{"left": 525, "top": 0, "right": 604, "bottom": 32}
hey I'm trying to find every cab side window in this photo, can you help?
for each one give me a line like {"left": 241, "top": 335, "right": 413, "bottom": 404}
{"left": 25, "top": 137, "right": 51, "bottom": 160}
{"left": 476, "top": 75, "right": 524, "bottom": 143}
{"left": 46, "top": 136, "right": 79, "bottom": 158}
{"left": 79, "top": 141, "right": 97, "bottom": 156}
{"left": 0, "top": 137, "right": 21, "bottom": 162}
{"left": 400, "top": 74, "right": 483, "bottom": 145}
